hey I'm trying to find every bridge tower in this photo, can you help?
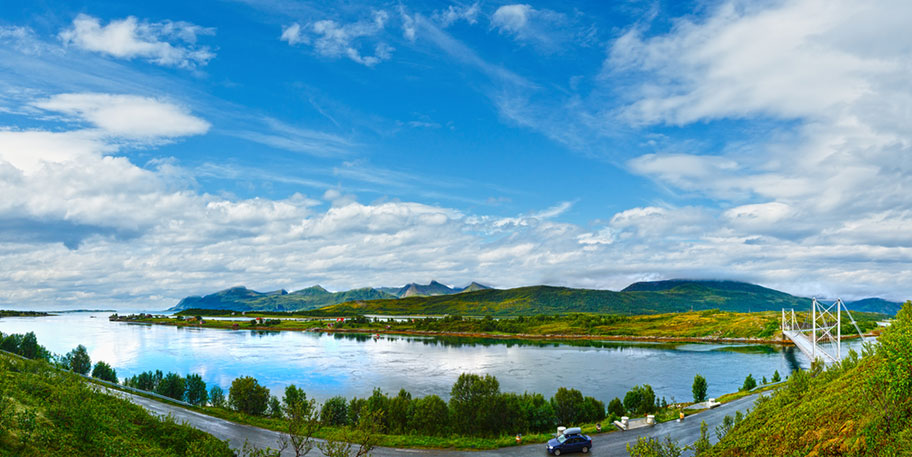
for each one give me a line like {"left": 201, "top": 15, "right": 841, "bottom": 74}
{"left": 781, "top": 298, "right": 866, "bottom": 364}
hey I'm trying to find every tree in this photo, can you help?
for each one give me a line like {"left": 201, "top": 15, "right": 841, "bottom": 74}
{"left": 185, "top": 374, "right": 208, "bottom": 406}
{"left": 552, "top": 387, "right": 585, "bottom": 425}
{"left": 157, "top": 372, "right": 186, "bottom": 400}
{"left": 771, "top": 370, "right": 781, "bottom": 383}
{"left": 624, "top": 385, "right": 657, "bottom": 416}
{"left": 387, "top": 389, "right": 413, "bottom": 434}
{"left": 317, "top": 409, "right": 382, "bottom": 457}
{"left": 321, "top": 396, "right": 349, "bottom": 426}
{"left": 268, "top": 395, "right": 283, "bottom": 418}
{"left": 740, "top": 374, "right": 757, "bottom": 392}
{"left": 449, "top": 373, "right": 503, "bottom": 436}
{"left": 91, "top": 361, "right": 118, "bottom": 382}
{"left": 66, "top": 344, "right": 91, "bottom": 375}
{"left": 19, "top": 332, "right": 39, "bottom": 359}
{"left": 692, "top": 421, "right": 711, "bottom": 456}
{"left": 408, "top": 395, "right": 449, "bottom": 436}
{"left": 762, "top": 376, "right": 768, "bottom": 385}
{"left": 230, "top": 376, "right": 270, "bottom": 416}
{"left": 283, "top": 384, "right": 306, "bottom": 414}
{"left": 210, "top": 385, "right": 226, "bottom": 408}
{"left": 607, "top": 397, "right": 625, "bottom": 418}
{"left": 692, "top": 374, "right": 708, "bottom": 403}
{"left": 283, "top": 398, "right": 320, "bottom": 457}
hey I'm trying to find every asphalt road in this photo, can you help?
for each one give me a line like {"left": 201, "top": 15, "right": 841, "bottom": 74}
{"left": 107, "top": 388, "right": 758, "bottom": 456}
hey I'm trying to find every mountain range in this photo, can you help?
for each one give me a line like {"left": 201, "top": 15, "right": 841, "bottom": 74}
{"left": 169, "top": 281, "right": 490, "bottom": 312}
{"left": 169, "top": 279, "right": 904, "bottom": 316}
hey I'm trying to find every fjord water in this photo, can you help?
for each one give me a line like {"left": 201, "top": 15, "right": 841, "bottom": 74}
{"left": 1, "top": 312, "right": 825, "bottom": 405}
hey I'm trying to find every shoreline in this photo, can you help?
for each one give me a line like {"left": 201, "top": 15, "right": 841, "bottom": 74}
{"left": 113, "top": 317, "right": 879, "bottom": 345}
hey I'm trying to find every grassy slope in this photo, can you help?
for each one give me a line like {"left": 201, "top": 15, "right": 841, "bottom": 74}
{"left": 313, "top": 283, "right": 812, "bottom": 316}
{"left": 707, "top": 301, "right": 912, "bottom": 457}
{"left": 0, "top": 352, "right": 233, "bottom": 457}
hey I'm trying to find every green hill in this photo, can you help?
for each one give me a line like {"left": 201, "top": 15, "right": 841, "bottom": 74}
{"left": 706, "top": 301, "right": 912, "bottom": 456}
{"left": 313, "top": 281, "right": 812, "bottom": 316}
{"left": 168, "top": 285, "right": 397, "bottom": 312}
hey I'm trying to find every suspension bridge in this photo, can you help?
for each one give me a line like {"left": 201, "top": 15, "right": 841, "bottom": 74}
{"left": 781, "top": 298, "right": 868, "bottom": 364}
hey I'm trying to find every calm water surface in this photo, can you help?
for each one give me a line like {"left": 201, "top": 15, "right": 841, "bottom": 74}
{"left": 0, "top": 312, "right": 831, "bottom": 405}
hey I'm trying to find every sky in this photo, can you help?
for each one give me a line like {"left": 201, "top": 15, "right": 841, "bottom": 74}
{"left": 1, "top": 0, "right": 910, "bottom": 309}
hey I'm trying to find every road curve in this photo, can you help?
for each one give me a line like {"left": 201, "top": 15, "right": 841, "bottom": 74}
{"left": 108, "top": 388, "right": 758, "bottom": 456}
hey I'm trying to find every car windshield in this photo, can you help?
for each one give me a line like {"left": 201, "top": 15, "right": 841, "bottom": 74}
{"left": 557, "top": 434, "right": 568, "bottom": 443}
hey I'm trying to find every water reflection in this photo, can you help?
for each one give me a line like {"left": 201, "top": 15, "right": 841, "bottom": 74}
{"left": 0, "top": 312, "right": 856, "bottom": 406}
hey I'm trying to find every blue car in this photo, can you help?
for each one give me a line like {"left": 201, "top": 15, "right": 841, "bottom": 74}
{"left": 546, "top": 428, "right": 592, "bottom": 455}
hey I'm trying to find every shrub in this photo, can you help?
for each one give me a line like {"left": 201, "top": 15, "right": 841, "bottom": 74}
{"left": 230, "top": 376, "right": 270, "bottom": 416}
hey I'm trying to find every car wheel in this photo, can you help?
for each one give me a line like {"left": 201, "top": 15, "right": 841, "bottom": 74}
{"left": 582, "top": 446, "right": 589, "bottom": 453}
{"left": 553, "top": 450, "right": 561, "bottom": 456}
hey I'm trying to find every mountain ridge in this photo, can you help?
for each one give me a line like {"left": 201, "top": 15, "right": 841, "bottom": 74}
{"left": 169, "top": 279, "right": 903, "bottom": 316}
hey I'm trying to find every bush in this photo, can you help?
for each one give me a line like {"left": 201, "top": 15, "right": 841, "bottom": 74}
{"left": 91, "top": 361, "right": 118, "bottom": 383}
{"left": 321, "top": 396, "right": 349, "bottom": 426}
{"left": 230, "top": 376, "right": 270, "bottom": 416}
{"left": 771, "top": 370, "right": 781, "bottom": 383}
{"left": 692, "top": 374, "right": 708, "bottom": 402}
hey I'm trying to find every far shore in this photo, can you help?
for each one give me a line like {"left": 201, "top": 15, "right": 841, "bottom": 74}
{"left": 110, "top": 315, "right": 879, "bottom": 345}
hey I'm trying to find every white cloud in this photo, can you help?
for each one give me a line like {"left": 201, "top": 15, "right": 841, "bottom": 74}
{"left": 490, "top": 4, "right": 577, "bottom": 52}
{"left": 32, "top": 93, "right": 210, "bottom": 139}
{"left": 281, "top": 11, "right": 393, "bottom": 67}
{"left": 59, "top": 14, "right": 215, "bottom": 69}
{"left": 434, "top": 3, "right": 480, "bottom": 27}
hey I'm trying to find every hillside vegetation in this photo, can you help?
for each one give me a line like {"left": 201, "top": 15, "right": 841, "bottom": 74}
{"left": 707, "top": 301, "right": 912, "bottom": 456}
{"left": 0, "top": 352, "right": 233, "bottom": 456}
{"left": 314, "top": 281, "right": 812, "bottom": 316}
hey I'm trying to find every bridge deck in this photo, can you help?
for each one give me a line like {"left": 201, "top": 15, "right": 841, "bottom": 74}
{"left": 783, "top": 330, "right": 837, "bottom": 363}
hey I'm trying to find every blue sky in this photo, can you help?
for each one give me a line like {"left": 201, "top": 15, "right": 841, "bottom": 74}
{"left": 1, "top": 0, "right": 911, "bottom": 309}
